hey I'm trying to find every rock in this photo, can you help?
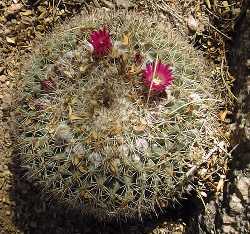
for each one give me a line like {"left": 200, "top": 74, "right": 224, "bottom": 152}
{"left": 2, "top": 93, "right": 12, "bottom": 106}
{"left": 222, "top": 214, "right": 236, "bottom": 225}
{"left": 187, "top": 15, "right": 198, "bottom": 32}
{"left": 0, "top": 75, "right": 7, "bottom": 83}
{"left": 229, "top": 193, "right": 244, "bottom": 214}
{"left": 236, "top": 176, "right": 250, "bottom": 201}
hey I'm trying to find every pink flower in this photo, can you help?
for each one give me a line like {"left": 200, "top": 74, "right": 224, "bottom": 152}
{"left": 143, "top": 61, "right": 174, "bottom": 92}
{"left": 90, "top": 27, "right": 112, "bottom": 57}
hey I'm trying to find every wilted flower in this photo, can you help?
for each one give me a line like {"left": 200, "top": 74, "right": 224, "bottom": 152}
{"left": 134, "top": 52, "right": 143, "bottom": 65}
{"left": 40, "top": 78, "right": 56, "bottom": 92}
{"left": 143, "top": 61, "right": 174, "bottom": 92}
{"left": 90, "top": 27, "right": 112, "bottom": 57}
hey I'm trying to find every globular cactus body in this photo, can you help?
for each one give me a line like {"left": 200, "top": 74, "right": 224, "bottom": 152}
{"left": 16, "top": 11, "right": 227, "bottom": 220}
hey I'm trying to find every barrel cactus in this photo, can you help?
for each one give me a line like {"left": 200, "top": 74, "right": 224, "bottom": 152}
{"left": 16, "top": 10, "right": 227, "bottom": 220}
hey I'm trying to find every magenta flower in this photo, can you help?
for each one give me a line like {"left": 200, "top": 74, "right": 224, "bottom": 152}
{"left": 90, "top": 27, "right": 112, "bottom": 57}
{"left": 143, "top": 61, "right": 174, "bottom": 92}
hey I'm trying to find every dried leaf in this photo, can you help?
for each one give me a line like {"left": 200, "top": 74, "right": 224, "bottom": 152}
{"left": 78, "top": 165, "right": 87, "bottom": 173}
{"left": 205, "top": 0, "right": 211, "bottom": 9}
{"left": 219, "top": 110, "right": 228, "bottom": 121}
{"left": 186, "top": 104, "right": 194, "bottom": 114}
{"left": 79, "top": 64, "right": 90, "bottom": 74}
{"left": 70, "top": 114, "right": 83, "bottom": 120}
{"left": 222, "top": 1, "right": 230, "bottom": 11}
{"left": 110, "top": 123, "right": 123, "bottom": 135}
{"left": 109, "top": 160, "right": 118, "bottom": 175}
{"left": 68, "top": 105, "right": 83, "bottom": 121}
{"left": 133, "top": 124, "right": 146, "bottom": 133}
{"left": 21, "top": 10, "right": 33, "bottom": 16}
{"left": 122, "top": 33, "right": 130, "bottom": 46}
{"left": 216, "top": 176, "right": 225, "bottom": 193}
{"left": 6, "top": 37, "right": 16, "bottom": 44}
{"left": 111, "top": 47, "right": 120, "bottom": 58}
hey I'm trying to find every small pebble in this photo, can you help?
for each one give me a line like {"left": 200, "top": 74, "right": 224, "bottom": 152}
{"left": 0, "top": 75, "right": 7, "bottom": 83}
{"left": 236, "top": 177, "right": 250, "bottom": 201}
{"left": 187, "top": 15, "right": 198, "bottom": 32}
{"left": 229, "top": 193, "right": 244, "bottom": 213}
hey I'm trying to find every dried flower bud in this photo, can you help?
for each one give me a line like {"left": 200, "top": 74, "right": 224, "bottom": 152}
{"left": 40, "top": 78, "right": 56, "bottom": 92}
{"left": 134, "top": 52, "right": 143, "bottom": 65}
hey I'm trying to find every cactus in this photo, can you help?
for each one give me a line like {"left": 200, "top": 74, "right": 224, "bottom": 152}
{"left": 16, "top": 10, "right": 228, "bottom": 220}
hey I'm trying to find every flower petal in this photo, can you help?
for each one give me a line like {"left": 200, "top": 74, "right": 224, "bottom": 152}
{"left": 142, "top": 61, "right": 174, "bottom": 92}
{"left": 89, "top": 27, "right": 112, "bottom": 57}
